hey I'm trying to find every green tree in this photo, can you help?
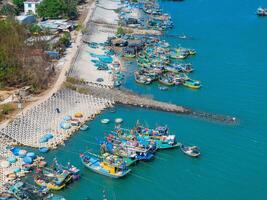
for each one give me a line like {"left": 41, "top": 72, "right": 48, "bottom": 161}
{"left": 37, "top": 0, "right": 78, "bottom": 19}
{"left": 0, "top": 4, "right": 19, "bottom": 16}
{"left": 59, "top": 32, "right": 71, "bottom": 47}
{"left": 12, "top": 0, "right": 24, "bottom": 10}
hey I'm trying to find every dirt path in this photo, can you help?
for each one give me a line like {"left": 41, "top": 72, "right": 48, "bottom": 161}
{"left": 0, "top": 0, "right": 96, "bottom": 129}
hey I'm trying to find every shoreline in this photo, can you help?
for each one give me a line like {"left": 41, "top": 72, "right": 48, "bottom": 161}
{"left": 0, "top": 0, "right": 237, "bottom": 192}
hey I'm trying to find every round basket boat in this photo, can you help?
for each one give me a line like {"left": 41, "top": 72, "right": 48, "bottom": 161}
{"left": 101, "top": 119, "right": 110, "bottom": 124}
{"left": 39, "top": 147, "right": 49, "bottom": 153}
{"left": 115, "top": 118, "right": 123, "bottom": 124}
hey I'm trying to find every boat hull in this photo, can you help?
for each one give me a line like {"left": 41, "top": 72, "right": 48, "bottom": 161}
{"left": 81, "top": 158, "right": 131, "bottom": 178}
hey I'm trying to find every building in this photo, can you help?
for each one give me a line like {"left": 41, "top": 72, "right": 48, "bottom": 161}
{"left": 24, "top": 0, "right": 43, "bottom": 15}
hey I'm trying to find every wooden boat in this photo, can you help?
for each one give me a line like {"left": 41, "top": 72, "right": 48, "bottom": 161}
{"left": 80, "top": 124, "right": 88, "bottom": 131}
{"left": 134, "top": 72, "right": 151, "bottom": 85}
{"left": 115, "top": 118, "right": 123, "bottom": 124}
{"left": 180, "top": 145, "right": 200, "bottom": 157}
{"left": 183, "top": 79, "right": 201, "bottom": 89}
{"left": 124, "top": 53, "right": 136, "bottom": 58}
{"left": 257, "top": 7, "right": 267, "bottom": 16}
{"left": 159, "top": 76, "right": 174, "bottom": 86}
{"left": 101, "top": 119, "right": 110, "bottom": 124}
{"left": 34, "top": 178, "right": 66, "bottom": 191}
{"left": 80, "top": 152, "right": 131, "bottom": 178}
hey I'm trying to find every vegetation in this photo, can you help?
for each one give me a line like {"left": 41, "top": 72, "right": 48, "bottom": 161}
{"left": 37, "top": 0, "right": 78, "bottom": 19}
{"left": 0, "top": 4, "right": 18, "bottom": 16}
{"left": 0, "top": 103, "right": 16, "bottom": 121}
{"left": 59, "top": 32, "right": 71, "bottom": 47}
{"left": 116, "top": 27, "right": 126, "bottom": 35}
{"left": 66, "top": 77, "right": 86, "bottom": 85}
{"left": 116, "top": 27, "right": 133, "bottom": 35}
{"left": 12, "top": 0, "right": 24, "bottom": 11}
{"left": 0, "top": 19, "right": 54, "bottom": 91}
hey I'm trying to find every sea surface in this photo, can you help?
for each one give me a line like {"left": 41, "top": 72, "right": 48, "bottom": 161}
{"left": 43, "top": 0, "right": 267, "bottom": 199}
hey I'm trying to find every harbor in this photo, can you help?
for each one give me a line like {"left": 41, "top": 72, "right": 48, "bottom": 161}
{"left": 0, "top": 0, "right": 267, "bottom": 199}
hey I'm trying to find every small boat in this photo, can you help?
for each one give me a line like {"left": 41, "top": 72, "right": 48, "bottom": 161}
{"left": 123, "top": 53, "right": 136, "bottom": 58}
{"left": 101, "top": 119, "right": 110, "bottom": 124}
{"left": 159, "top": 86, "right": 168, "bottom": 91}
{"left": 159, "top": 76, "right": 174, "bottom": 86}
{"left": 178, "top": 34, "right": 187, "bottom": 39}
{"left": 80, "top": 152, "right": 131, "bottom": 178}
{"left": 115, "top": 118, "right": 123, "bottom": 124}
{"left": 183, "top": 79, "right": 201, "bottom": 89}
{"left": 80, "top": 124, "right": 88, "bottom": 131}
{"left": 39, "top": 147, "right": 49, "bottom": 153}
{"left": 180, "top": 145, "right": 200, "bottom": 157}
{"left": 257, "top": 7, "right": 267, "bottom": 16}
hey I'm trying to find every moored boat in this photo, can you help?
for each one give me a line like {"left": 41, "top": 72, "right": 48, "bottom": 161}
{"left": 257, "top": 7, "right": 267, "bottom": 16}
{"left": 180, "top": 145, "right": 200, "bottom": 157}
{"left": 80, "top": 152, "right": 131, "bottom": 178}
{"left": 183, "top": 79, "right": 201, "bottom": 89}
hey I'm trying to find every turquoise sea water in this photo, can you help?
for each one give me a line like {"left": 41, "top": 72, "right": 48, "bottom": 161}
{"left": 43, "top": 0, "right": 267, "bottom": 199}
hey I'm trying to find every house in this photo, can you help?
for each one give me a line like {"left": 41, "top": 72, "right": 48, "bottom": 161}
{"left": 24, "top": 0, "right": 43, "bottom": 15}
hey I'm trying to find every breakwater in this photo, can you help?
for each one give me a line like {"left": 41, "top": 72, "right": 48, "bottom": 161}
{"left": 72, "top": 83, "right": 236, "bottom": 124}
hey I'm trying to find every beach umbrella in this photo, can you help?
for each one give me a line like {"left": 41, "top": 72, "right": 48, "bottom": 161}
{"left": 0, "top": 160, "right": 10, "bottom": 168}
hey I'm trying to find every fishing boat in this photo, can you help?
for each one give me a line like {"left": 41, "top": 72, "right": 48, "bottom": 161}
{"left": 34, "top": 170, "right": 71, "bottom": 191}
{"left": 115, "top": 118, "right": 123, "bottom": 124}
{"left": 257, "top": 7, "right": 267, "bottom": 16}
{"left": 134, "top": 72, "right": 151, "bottom": 85}
{"left": 80, "top": 152, "right": 131, "bottom": 178}
{"left": 123, "top": 53, "right": 136, "bottom": 58}
{"left": 101, "top": 119, "right": 110, "bottom": 124}
{"left": 180, "top": 145, "right": 200, "bottom": 157}
{"left": 183, "top": 79, "right": 201, "bottom": 89}
{"left": 106, "top": 134, "right": 156, "bottom": 161}
{"left": 100, "top": 142, "right": 137, "bottom": 166}
{"left": 80, "top": 124, "right": 88, "bottom": 131}
{"left": 159, "top": 76, "right": 174, "bottom": 86}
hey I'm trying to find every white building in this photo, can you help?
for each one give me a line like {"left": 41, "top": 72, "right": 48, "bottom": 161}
{"left": 24, "top": 0, "right": 43, "bottom": 15}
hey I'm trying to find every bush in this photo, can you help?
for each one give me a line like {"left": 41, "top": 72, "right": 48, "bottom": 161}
{"left": 37, "top": 0, "right": 78, "bottom": 19}
{"left": 1, "top": 103, "right": 16, "bottom": 115}
{"left": 0, "top": 4, "right": 19, "bottom": 16}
